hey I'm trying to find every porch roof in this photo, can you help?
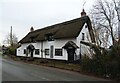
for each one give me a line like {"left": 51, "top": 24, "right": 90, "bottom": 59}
{"left": 63, "top": 41, "right": 79, "bottom": 49}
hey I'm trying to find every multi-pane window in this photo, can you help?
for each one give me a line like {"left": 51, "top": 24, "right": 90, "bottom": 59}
{"left": 45, "top": 33, "right": 54, "bottom": 41}
{"left": 82, "top": 33, "right": 85, "bottom": 40}
{"left": 48, "top": 35, "right": 54, "bottom": 41}
{"left": 29, "top": 37, "right": 35, "bottom": 43}
{"left": 45, "top": 49, "right": 49, "bottom": 55}
{"left": 35, "top": 49, "right": 40, "bottom": 55}
{"left": 55, "top": 49, "right": 62, "bottom": 56}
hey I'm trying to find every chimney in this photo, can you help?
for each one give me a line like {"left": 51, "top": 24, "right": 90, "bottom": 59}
{"left": 81, "top": 9, "right": 86, "bottom": 17}
{"left": 30, "top": 26, "right": 34, "bottom": 32}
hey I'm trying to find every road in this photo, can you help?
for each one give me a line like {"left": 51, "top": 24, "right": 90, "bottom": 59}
{"left": 2, "top": 57, "right": 108, "bottom": 81}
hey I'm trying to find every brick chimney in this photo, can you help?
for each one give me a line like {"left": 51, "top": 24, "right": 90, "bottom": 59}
{"left": 30, "top": 26, "right": 34, "bottom": 32}
{"left": 81, "top": 9, "right": 86, "bottom": 17}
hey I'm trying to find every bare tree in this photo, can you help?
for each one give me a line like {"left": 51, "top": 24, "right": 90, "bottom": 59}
{"left": 113, "top": 0, "right": 120, "bottom": 39}
{"left": 113, "top": 0, "right": 120, "bottom": 22}
{"left": 3, "top": 33, "right": 18, "bottom": 46}
{"left": 89, "top": 0, "right": 119, "bottom": 47}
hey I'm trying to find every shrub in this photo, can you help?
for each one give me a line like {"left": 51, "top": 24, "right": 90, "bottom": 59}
{"left": 4, "top": 44, "right": 17, "bottom": 56}
{"left": 81, "top": 44, "right": 120, "bottom": 80}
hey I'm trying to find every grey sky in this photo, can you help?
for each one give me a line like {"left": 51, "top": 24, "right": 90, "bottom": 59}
{"left": 0, "top": 0, "right": 95, "bottom": 45}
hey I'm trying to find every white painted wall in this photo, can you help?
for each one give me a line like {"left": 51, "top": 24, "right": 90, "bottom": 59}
{"left": 17, "top": 42, "right": 41, "bottom": 57}
{"left": 76, "top": 23, "right": 91, "bottom": 56}
{"left": 17, "top": 43, "right": 30, "bottom": 57}
{"left": 17, "top": 38, "right": 76, "bottom": 60}
{"left": 42, "top": 38, "right": 76, "bottom": 60}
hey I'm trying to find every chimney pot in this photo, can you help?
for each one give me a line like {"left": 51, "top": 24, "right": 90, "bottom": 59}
{"left": 81, "top": 9, "right": 86, "bottom": 17}
{"left": 30, "top": 26, "right": 34, "bottom": 32}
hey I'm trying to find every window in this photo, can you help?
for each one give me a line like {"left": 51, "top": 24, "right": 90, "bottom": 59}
{"left": 24, "top": 49, "right": 26, "bottom": 54}
{"left": 45, "top": 33, "right": 54, "bottom": 41}
{"left": 82, "top": 33, "right": 85, "bottom": 40}
{"left": 85, "top": 25, "right": 87, "bottom": 28}
{"left": 55, "top": 49, "right": 62, "bottom": 56}
{"left": 45, "top": 49, "right": 49, "bottom": 55}
{"left": 35, "top": 49, "right": 40, "bottom": 55}
{"left": 29, "top": 37, "right": 35, "bottom": 43}
{"left": 48, "top": 35, "right": 54, "bottom": 41}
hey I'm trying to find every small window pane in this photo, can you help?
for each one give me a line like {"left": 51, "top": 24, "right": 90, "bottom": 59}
{"left": 35, "top": 49, "right": 40, "bottom": 55}
{"left": 55, "top": 49, "right": 62, "bottom": 56}
{"left": 82, "top": 33, "right": 85, "bottom": 40}
{"left": 45, "top": 49, "right": 49, "bottom": 55}
{"left": 85, "top": 25, "right": 87, "bottom": 28}
{"left": 45, "top": 34, "right": 54, "bottom": 41}
{"left": 48, "top": 35, "right": 54, "bottom": 41}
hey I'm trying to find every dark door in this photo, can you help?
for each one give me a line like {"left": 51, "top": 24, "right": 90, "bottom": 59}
{"left": 27, "top": 44, "right": 35, "bottom": 58}
{"left": 30, "top": 50, "right": 34, "bottom": 57}
{"left": 67, "top": 48, "right": 75, "bottom": 62}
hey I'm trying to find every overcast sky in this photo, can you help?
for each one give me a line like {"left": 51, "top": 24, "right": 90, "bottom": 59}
{"left": 0, "top": 0, "right": 95, "bottom": 45}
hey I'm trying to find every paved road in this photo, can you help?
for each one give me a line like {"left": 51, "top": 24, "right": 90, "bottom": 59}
{"left": 2, "top": 57, "right": 108, "bottom": 81}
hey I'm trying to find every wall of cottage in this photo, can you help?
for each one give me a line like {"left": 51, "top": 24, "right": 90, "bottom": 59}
{"left": 42, "top": 38, "right": 76, "bottom": 60}
{"left": 75, "top": 23, "right": 92, "bottom": 57}
{"left": 17, "top": 38, "right": 77, "bottom": 60}
{"left": 17, "top": 42, "right": 41, "bottom": 57}
{"left": 17, "top": 43, "right": 29, "bottom": 57}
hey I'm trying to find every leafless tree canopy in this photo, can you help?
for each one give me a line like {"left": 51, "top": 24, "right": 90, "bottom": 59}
{"left": 3, "top": 33, "right": 18, "bottom": 46}
{"left": 90, "top": 0, "right": 120, "bottom": 47}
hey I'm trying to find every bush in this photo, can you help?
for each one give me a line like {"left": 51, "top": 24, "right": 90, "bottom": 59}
{"left": 81, "top": 44, "right": 120, "bottom": 80}
{"left": 8, "top": 47, "right": 16, "bottom": 55}
{"left": 4, "top": 45, "right": 17, "bottom": 56}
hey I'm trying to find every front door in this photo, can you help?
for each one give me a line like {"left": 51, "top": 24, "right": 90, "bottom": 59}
{"left": 67, "top": 48, "right": 75, "bottom": 62}
{"left": 30, "top": 50, "right": 34, "bottom": 57}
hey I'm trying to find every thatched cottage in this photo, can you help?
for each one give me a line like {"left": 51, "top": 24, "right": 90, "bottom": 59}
{"left": 17, "top": 10, "right": 95, "bottom": 62}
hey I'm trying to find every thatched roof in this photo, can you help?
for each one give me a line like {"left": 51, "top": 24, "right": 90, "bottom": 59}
{"left": 19, "top": 16, "right": 95, "bottom": 43}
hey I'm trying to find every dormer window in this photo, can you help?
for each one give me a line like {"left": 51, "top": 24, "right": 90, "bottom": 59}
{"left": 45, "top": 33, "right": 54, "bottom": 41}
{"left": 29, "top": 37, "right": 35, "bottom": 43}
